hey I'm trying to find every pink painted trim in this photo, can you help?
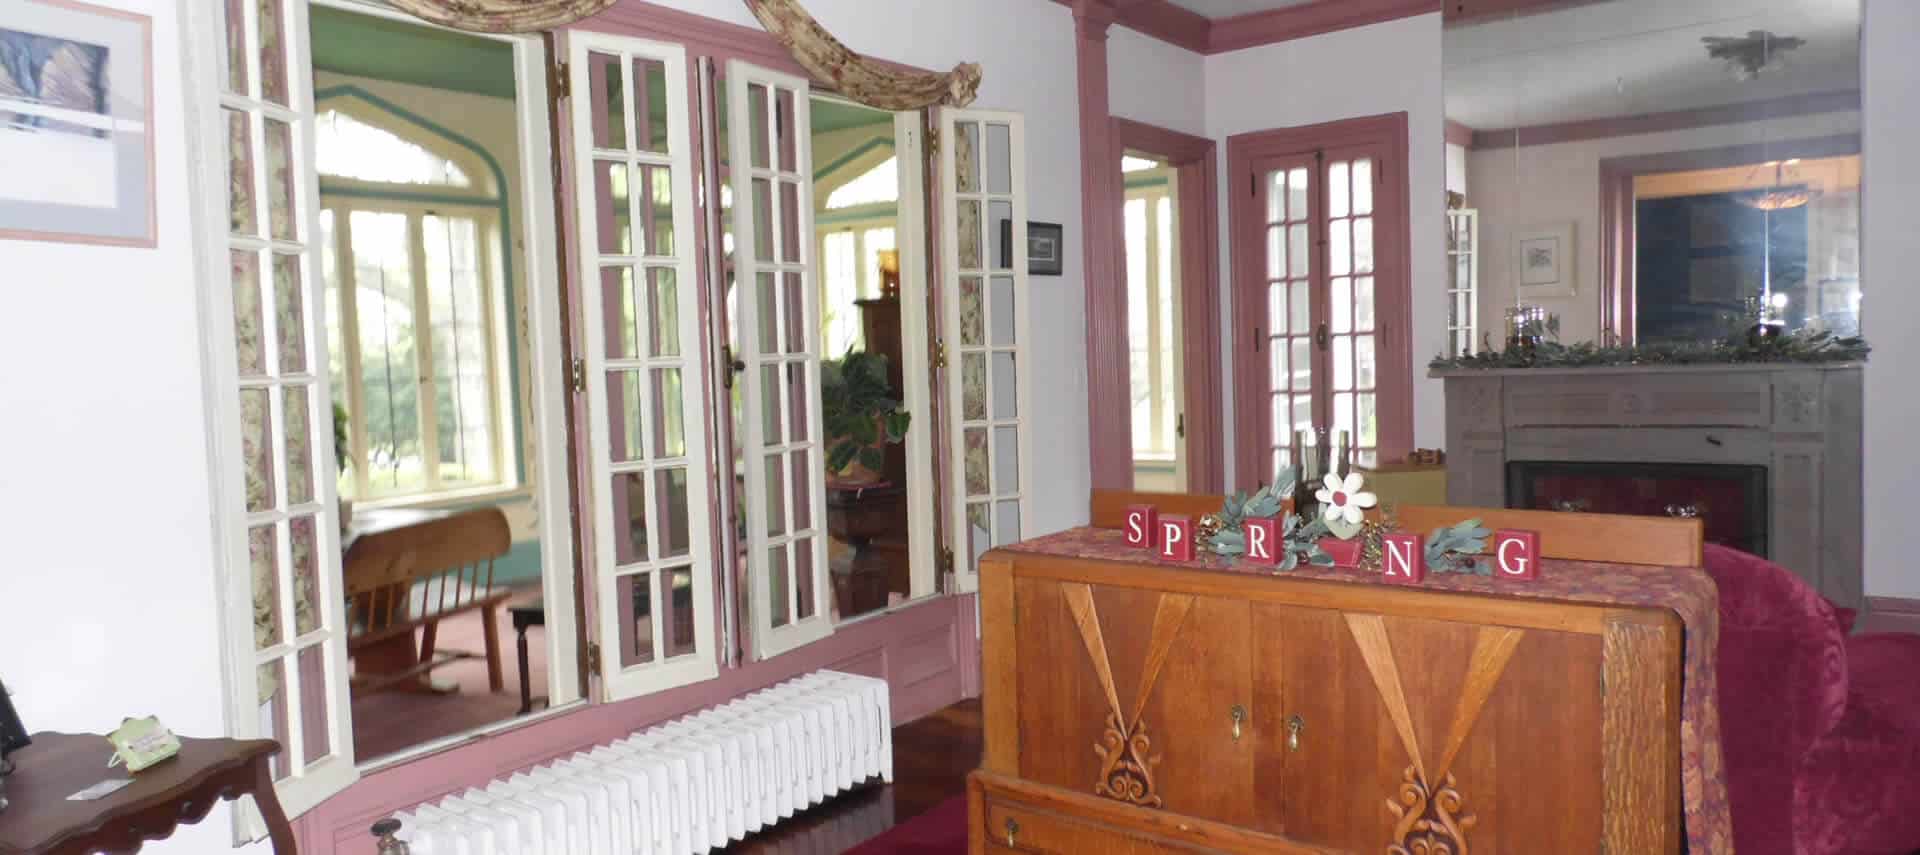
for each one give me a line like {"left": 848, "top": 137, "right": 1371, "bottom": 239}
{"left": 1860, "top": 597, "right": 1920, "bottom": 635}
{"left": 1227, "top": 113, "right": 1415, "bottom": 485}
{"left": 1074, "top": 4, "right": 1132, "bottom": 492}
{"left": 1469, "top": 89, "right": 1860, "bottom": 151}
{"left": 297, "top": 594, "right": 979, "bottom": 854}
{"left": 1445, "top": 119, "right": 1476, "bottom": 148}
{"left": 594, "top": 0, "right": 941, "bottom": 86}
{"left": 0, "top": 0, "right": 156, "bottom": 248}
{"left": 1596, "top": 133, "right": 1861, "bottom": 345}
{"left": 1440, "top": 0, "right": 1612, "bottom": 26}
{"left": 1047, "top": 0, "right": 1437, "bottom": 55}
{"left": 1112, "top": 117, "right": 1226, "bottom": 494}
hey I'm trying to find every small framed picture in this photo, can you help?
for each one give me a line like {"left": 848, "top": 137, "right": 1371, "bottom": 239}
{"left": 0, "top": 0, "right": 156, "bottom": 247}
{"left": 1027, "top": 221, "right": 1063, "bottom": 276}
{"left": 1515, "top": 222, "right": 1575, "bottom": 297}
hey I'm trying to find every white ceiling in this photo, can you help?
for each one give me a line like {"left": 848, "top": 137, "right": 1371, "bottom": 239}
{"left": 1445, "top": 0, "right": 1860, "bottom": 130}
{"left": 1163, "top": 0, "right": 1316, "bottom": 19}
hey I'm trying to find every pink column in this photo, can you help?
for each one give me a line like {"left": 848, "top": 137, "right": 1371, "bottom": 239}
{"left": 1071, "top": 0, "right": 1132, "bottom": 491}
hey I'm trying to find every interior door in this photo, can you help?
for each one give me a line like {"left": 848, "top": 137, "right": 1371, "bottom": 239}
{"left": 939, "top": 108, "right": 1033, "bottom": 592}
{"left": 1254, "top": 151, "right": 1323, "bottom": 482}
{"left": 568, "top": 33, "right": 717, "bottom": 699}
{"left": 727, "top": 60, "right": 833, "bottom": 657}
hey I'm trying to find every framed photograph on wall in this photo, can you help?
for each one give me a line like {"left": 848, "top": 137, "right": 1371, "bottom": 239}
{"left": 1027, "top": 221, "right": 1062, "bottom": 276}
{"left": 0, "top": 0, "right": 155, "bottom": 247}
{"left": 1515, "top": 221, "right": 1575, "bottom": 297}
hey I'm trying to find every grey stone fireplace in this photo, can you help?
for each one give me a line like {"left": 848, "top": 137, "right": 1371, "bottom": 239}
{"left": 1437, "top": 363, "right": 1864, "bottom": 608}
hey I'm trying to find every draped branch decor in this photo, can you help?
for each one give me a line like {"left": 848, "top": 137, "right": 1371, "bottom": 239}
{"left": 744, "top": 0, "right": 983, "bottom": 110}
{"left": 386, "top": 0, "right": 615, "bottom": 33}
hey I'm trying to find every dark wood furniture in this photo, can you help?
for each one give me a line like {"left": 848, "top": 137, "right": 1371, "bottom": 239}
{"left": 344, "top": 507, "right": 514, "bottom": 696}
{"left": 509, "top": 599, "right": 545, "bottom": 715}
{"left": 972, "top": 492, "right": 1693, "bottom": 853}
{"left": 0, "top": 733, "right": 293, "bottom": 854}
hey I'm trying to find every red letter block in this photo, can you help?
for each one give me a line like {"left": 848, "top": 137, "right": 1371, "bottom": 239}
{"left": 1243, "top": 515, "right": 1280, "bottom": 566}
{"left": 1493, "top": 529, "right": 1540, "bottom": 581}
{"left": 1381, "top": 533, "right": 1426, "bottom": 584}
{"left": 1159, "top": 515, "right": 1195, "bottom": 562}
{"left": 1124, "top": 505, "right": 1159, "bottom": 549}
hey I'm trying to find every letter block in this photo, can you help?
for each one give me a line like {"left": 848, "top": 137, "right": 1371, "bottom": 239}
{"left": 1381, "top": 533, "right": 1426, "bottom": 584}
{"left": 1493, "top": 529, "right": 1541, "bottom": 581}
{"left": 1124, "top": 505, "right": 1159, "bottom": 549}
{"left": 1159, "top": 515, "right": 1195, "bottom": 562}
{"left": 1243, "top": 515, "right": 1280, "bottom": 566}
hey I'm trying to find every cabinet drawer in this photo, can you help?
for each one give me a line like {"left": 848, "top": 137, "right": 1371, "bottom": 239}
{"left": 982, "top": 797, "right": 1188, "bottom": 854}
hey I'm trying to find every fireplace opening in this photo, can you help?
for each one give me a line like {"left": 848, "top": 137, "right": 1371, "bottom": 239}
{"left": 1506, "top": 461, "right": 1769, "bottom": 556}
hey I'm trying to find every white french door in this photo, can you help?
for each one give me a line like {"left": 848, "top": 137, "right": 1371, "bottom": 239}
{"left": 939, "top": 109, "right": 1033, "bottom": 593}
{"left": 728, "top": 60, "right": 833, "bottom": 657}
{"left": 568, "top": 33, "right": 717, "bottom": 699}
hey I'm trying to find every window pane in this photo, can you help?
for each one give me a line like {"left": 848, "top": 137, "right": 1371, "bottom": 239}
{"left": 992, "top": 352, "right": 1018, "bottom": 419}
{"left": 1353, "top": 159, "right": 1374, "bottom": 215}
{"left": 664, "top": 567, "right": 695, "bottom": 657}
{"left": 613, "top": 473, "right": 648, "bottom": 565}
{"left": 1356, "top": 276, "right": 1376, "bottom": 333}
{"left": 590, "top": 52, "right": 627, "bottom": 150}
{"left": 608, "top": 371, "right": 645, "bottom": 462}
{"left": 965, "top": 427, "right": 988, "bottom": 496}
{"left": 425, "top": 215, "right": 495, "bottom": 486}
{"left": 242, "top": 388, "right": 275, "bottom": 512}
{"left": 1266, "top": 171, "right": 1286, "bottom": 223}
{"left": 956, "top": 121, "right": 981, "bottom": 193}
{"left": 654, "top": 467, "right": 690, "bottom": 559}
{"left": 265, "top": 119, "right": 297, "bottom": 241}
{"left": 1353, "top": 216, "right": 1374, "bottom": 274}
{"left": 991, "top": 276, "right": 1017, "bottom": 347}
{"left": 228, "top": 110, "right": 257, "bottom": 236}
{"left": 289, "top": 515, "right": 320, "bottom": 635}
{"left": 653, "top": 367, "right": 685, "bottom": 458}
{"left": 1329, "top": 161, "right": 1350, "bottom": 219}
{"left": 257, "top": 0, "right": 288, "bottom": 105}
{"left": 1288, "top": 223, "right": 1309, "bottom": 278}
{"left": 986, "top": 123, "right": 1013, "bottom": 195}
{"left": 963, "top": 353, "right": 986, "bottom": 420}
{"left": 284, "top": 386, "right": 313, "bottom": 505}
{"left": 1357, "top": 335, "right": 1377, "bottom": 391}
{"left": 765, "top": 453, "right": 787, "bottom": 536}
{"left": 316, "top": 109, "right": 474, "bottom": 187}
{"left": 1288, "top": 168, "right": 1309, "bottom": 220}
{"left": 1331, "top": 277, "right": 1352, "bottom": 335}
{"left": 821, "top": 232, "right": 859, "bottom": 355}
{"left": 960, "top": 276, "right": 984, "bottom": 346}
{"left": 635, "top": 58, "right": 669, "bottom": 154}
{"left": 644, "top": 165, "right": 675, "bottom": 257}
{"left": 251, "top": 525, "right": 280, "bottom": 649}
{"left": 768, "top": 546, "right": 790, "bottom": 628}
{"left": 234, "top": 250, "right": 266, "bottom": 376}
{"left": 1329, "top": 218, "right": 1351, "bottom": 277}
{"left": 622, "top": 572, "right": 655, "bottom": 664}
{"left": 648, "top": 267, "right": 679, "bottom": 357}
{"left": 994, "top": 425, "right": 1019, "bottom": 493}
{"left": 604, "top": 266, "right": 638, "bottom": 359}
{"left": 595, "top": 161, "right": 633, "bottom": 255}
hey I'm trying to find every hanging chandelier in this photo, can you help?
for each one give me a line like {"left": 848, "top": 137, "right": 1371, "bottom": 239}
{"left": 1738, "top": 160, "right": 1816, "bottom": 212}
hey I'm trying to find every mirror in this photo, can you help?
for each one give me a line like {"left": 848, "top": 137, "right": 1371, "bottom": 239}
{"left": 1443, "top": 0, "right": 1862, "bottom": 348}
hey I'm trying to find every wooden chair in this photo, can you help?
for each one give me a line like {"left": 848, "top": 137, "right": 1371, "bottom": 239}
{"left": 343, "top": 507, "right": 515, "bottom": 695}
{"left": 1089, "top": 489, "right": 1706, "bottom": 567}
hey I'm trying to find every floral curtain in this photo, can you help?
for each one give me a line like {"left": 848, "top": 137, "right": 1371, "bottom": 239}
{"left": 744, "top": 0, "right": 982, "bottom": 110}
{"left": 386, "top": 0, "right": 615, "bottom": 33}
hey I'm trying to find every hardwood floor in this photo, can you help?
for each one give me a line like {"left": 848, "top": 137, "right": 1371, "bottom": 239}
{"left": 720, "top": 698, "right": 982, "bottom": 853}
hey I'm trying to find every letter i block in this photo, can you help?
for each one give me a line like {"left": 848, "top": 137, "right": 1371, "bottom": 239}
{"left": 1159, "top": 515, "right": 1196, "bottom": 562}
{"left": 1243, "top": 515, "right": 1281, "bottom": 566}
{"left": 1493, "top": 529, "right": 1541, "bottom": 581}
{"left": 1380, "top": 533, "right": 1426, "bottom": 584}
{"left": 1124, "top": 505, "right": 1159, "bottom": 549}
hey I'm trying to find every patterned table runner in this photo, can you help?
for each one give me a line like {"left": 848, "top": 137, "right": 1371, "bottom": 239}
{"left": 1005, "top": 526, "right": 1732, "bottom": 853}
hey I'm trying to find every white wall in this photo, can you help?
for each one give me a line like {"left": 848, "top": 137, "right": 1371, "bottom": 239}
{"left": 1108, "top": 27, "right": 1207, "bottom": 138}
{"left": 1862, "top": 0, "right": 1920, "bottom": 599}
{"left": 0, "top": 1, "right": 240, "bottom": 851}
{"left": 1204, "top": 14, "right": 1450, "bottom": 483}
{"left": 647, "top": 0, "right": 1091, "bottom": 535}
{"left": 1465, "top": 110, "right": 1861, "bottom": 345}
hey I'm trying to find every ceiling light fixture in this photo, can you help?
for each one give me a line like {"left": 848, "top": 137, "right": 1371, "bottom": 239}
{"left": 1702, "top": 30, "right": 1806, "bottom": 81}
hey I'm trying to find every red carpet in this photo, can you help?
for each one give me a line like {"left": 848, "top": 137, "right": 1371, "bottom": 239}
{"left": 844, "top": 795, "right": 968, "bottom": 854}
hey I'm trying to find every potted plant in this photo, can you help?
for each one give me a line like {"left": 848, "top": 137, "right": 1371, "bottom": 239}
{"left": 821, "top": 350, "right": 911, "bottom": 484}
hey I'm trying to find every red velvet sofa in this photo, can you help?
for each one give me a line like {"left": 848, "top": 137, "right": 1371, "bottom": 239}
{"left": 1704, "top": 544, "right": 1920, "bottom": 854}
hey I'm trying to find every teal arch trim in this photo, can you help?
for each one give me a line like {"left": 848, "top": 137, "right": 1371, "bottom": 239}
{"left": 1125, "top": 175, "right": 1170, "bottom": 191}
{"left": 817, "top": 202, "right": 898, "bottom": 227}
{"left": 813, "top": 136, "right": 895, "bottom": 185}
{"left": 315, "top": 84, "right": 526, "bottom": 484}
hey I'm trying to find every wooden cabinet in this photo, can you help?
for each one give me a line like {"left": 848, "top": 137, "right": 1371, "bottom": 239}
{"left": 977, "top": 549, "right": 1683, "bottom": 853}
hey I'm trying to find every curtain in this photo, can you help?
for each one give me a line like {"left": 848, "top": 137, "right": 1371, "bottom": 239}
{"left": 745, "top": 0, "right": 982, "bottom": 110}
{"left": 386, "top": 0, "right": 615, "bottom": 33}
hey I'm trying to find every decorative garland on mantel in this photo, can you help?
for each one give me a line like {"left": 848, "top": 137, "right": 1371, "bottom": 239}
{"left": 1430, "top": 328, "right": 1869, "bottom": 372}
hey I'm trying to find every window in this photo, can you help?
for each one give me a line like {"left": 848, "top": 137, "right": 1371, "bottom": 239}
{"left": 1446, "top": 207, "right": 1478, "bottom": 356}
{"left": 317, "top": 100, "right": 509, "bottom": 502}
{"left": 1125, "top": 184, "right": 1176, "bottom": 461}
{"left": 817, "top": 224, "right": 895, "bottom": 356}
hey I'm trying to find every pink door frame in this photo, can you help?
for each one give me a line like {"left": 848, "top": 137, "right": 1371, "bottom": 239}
{"left": 1113, "top": 117, "right": 1226, "bottom": 493}
{"left": 1226, "top": 112, "right": 1414, "bottom": 487}
{"left": 291, "top": 4, "right": 979, "bottom": 851}
{"left": 1074, "top": 2, "right": 1226, "bottom": 495}
{"left": 1598, "top": 133, "right": 1861, "bottom": 344}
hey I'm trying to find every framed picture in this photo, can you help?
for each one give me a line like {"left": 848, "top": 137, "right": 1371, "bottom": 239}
{"left": 1515, "top": 222, "right": 1575, "bottom": 297}
{"left": 1027, "top": 221, "right": 1062, "bottom": 276}
{"left": 0, "top": 0, "right": 155, "bottom": 247}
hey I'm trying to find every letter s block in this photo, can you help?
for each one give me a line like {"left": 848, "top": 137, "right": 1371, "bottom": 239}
{"left": 1493, "top": 529, "right": 1540, "bottom": 581}
{"left": 1159, "top": 515, "right": 1195, "bottom": 562}
{"left": 1381, "top": 533, "right": 1426, "bottom": 584}
{"left": 1243, "top": 515, "right": 1280, "bottom": 566}
{"left": 1124, "top": 505, "right": 1159, "bottom": 549}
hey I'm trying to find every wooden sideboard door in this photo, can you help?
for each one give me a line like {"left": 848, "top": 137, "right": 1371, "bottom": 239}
{"left": 1011, "top": 578, "right": 1256, "bottom": 825}
{"left": 1250, "top": 603, "right": 1610, "bottom": 854}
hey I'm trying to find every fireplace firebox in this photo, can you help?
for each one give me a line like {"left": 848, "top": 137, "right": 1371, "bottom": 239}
{"left": 1507, "top": 461, "right": 1768, "bottom": 556}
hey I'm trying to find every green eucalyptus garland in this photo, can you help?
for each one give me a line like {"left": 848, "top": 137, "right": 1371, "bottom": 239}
{"left": 1206, "top": 471, "right": 1335, "bottom": 571}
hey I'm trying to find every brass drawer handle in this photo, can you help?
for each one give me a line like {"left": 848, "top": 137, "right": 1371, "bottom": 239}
{"left": 1287, "top": 714, "right": 1305, "bottom": 752}
{"left": 1005, "top": 817, "right": 1020, "bottom": 846}
{"left": 1230, "top": 704, "right": 1247, "bottom": 742}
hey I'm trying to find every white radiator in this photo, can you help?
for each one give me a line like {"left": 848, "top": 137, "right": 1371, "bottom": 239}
{"left": 391, "top": 671, "right": 894, "bottom": 855}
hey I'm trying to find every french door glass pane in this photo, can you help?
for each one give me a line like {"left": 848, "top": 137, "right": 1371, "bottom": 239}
{"left": 1328, "top": 156, "right": 1379, "bottom": 459}
{"left": 1264, "top": 163, "right": 1313, "bottom": 477}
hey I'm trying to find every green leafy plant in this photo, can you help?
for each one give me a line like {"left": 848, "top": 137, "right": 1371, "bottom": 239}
{"left": 333, "top": 402, "right": 349, "bottom": 474}
{"left": 1424, "top": 517, "right": 1492, "bottom": 575}
{"left": 821, "top": 350, "right": 912, "bottom": 476}
{"left": 1207, "top": 469, "right": 1335, "bottom": 570}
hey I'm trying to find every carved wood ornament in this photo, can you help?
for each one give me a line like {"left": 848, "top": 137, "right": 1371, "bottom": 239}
{"left": 1347, "top": 614, "right": 1525, "bottom": 855}
{"left": 1062, "top": 583, "right": 1196, "bottom": 809}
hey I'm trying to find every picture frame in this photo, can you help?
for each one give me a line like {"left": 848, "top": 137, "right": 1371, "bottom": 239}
{"left": 1027, "top": 220, "right": 1063, "bottom": 276}
{"left": 1514, "top": 221, "right": 1575, "bottom": 297}
{"left": 0, "top": 0, "right": 156, "bottom": 247}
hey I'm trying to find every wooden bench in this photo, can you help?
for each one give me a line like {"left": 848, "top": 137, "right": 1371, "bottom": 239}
{"left": 344, "top": 507, "right": 514, "bottom": 695}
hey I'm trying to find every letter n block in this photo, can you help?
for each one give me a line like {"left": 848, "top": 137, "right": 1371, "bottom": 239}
{"left": 1159, "top": 515, "right": 1195, "bottom": 562}
{"left": 1381, "top": 533, "right": 1426, "bottom": 584}
{"left": 1493, "top": 529, "right": 1541, "bottom": 581}
{"left": 1243, "top": 515, "right": 1280, "bottom": 566}
{"left": 1124, "top": 505, "right": 1158, "bottom": 549}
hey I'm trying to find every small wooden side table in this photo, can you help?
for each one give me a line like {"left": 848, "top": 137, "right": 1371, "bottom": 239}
{"left": 0, "top": 732, "right": 294, "bottom": 854}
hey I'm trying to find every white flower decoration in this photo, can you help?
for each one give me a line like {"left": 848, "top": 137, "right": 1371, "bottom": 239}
{"left": 1315, "top": 471, "right": 1378, "bottom": 526}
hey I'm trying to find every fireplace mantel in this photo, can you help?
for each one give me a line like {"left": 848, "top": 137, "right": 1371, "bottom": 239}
{"left": 1437, "top": 362, "right": 1863, "bottom": 607}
